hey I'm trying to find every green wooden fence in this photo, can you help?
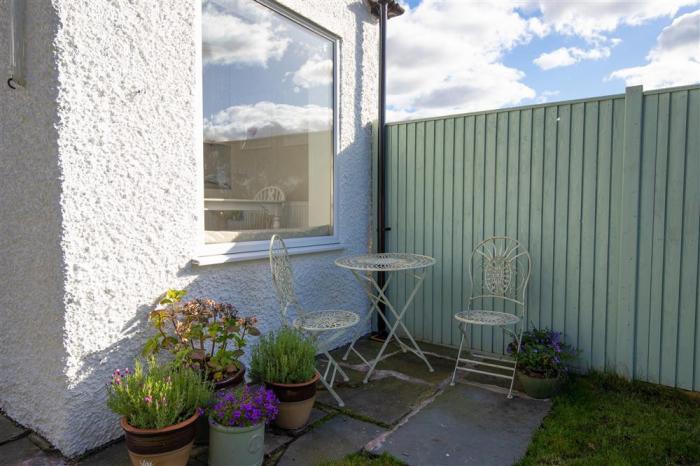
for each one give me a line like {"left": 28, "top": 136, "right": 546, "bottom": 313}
{"left": 381, "top": 84, "right": 700, "bottom": 390}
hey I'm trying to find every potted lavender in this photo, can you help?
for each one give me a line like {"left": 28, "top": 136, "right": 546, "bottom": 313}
{"left": 508, "top": 328, "right": 577, "bottom": 399}
{"left": 207, "top": 385, "right": 279, "bottom": 466}
{"left": 106, "top": 358, "right": 212, "bottom": 466}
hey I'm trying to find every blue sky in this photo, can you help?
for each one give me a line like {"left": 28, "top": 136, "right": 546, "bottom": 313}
{"left": 387, "top": 0, "right": 700, "bottom": 120}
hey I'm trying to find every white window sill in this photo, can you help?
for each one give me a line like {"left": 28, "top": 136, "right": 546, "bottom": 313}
{"left": 192, "top": 242, "right": 347, "bottom": 267}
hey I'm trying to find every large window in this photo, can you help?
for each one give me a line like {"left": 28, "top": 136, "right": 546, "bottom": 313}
{"left": 202, "top": 0, "right": 335, "bottom": 247}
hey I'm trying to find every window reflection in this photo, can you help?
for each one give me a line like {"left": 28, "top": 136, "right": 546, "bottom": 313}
{"left": 202, "top": 0, "right": 334, "bottom": 244}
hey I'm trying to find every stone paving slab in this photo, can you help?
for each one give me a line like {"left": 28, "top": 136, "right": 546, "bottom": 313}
{"left": 276, "top": 415, "right": 385, "bottom": 466}
{"left": 317, "top": 375, "right": 434, "bottom": 426}
{"left": 373, "top": 384, "right": 550, "bottom": 466}
{"left": 331, "top": 339, "right": 455, "bottom": 385}
{"left": 0, "top": 414, "right": 28, "bottom": 445}
{"left": 0, "top": 437, "right": 67, "bottom": 465}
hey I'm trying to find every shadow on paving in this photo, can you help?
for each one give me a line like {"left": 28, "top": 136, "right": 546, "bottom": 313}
{"left": 372, "top": 383, "right": 550, "bottom": 466}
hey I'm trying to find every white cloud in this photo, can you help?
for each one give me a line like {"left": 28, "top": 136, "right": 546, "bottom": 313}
{"left": 291, "top": 57, "right": 333, "bottom": 89}
{"left": 204, "top": 102, "right": 331, "bottom": 141}
{"left": 534, "top": 46, "right": 613, "bottom": 70}
{"left": 609, "top": 9, "right": 700, "bottom": 88}
{"left": 531, "top": 0, "right": 700, "bottom": 41}
{"left": 202, "top": 0, "right": 289, "bottom": 66}
{"left": 387, "top": 0, "right": 541, "bottom": 121}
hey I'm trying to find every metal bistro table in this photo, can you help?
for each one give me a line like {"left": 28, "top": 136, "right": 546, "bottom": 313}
{"left": 335, "top": 253, "right": 436, "bottom": 383}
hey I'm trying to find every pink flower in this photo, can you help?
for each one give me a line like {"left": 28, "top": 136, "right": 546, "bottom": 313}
{"left": 144, "top": 396, "right": 153, "bottom": 405}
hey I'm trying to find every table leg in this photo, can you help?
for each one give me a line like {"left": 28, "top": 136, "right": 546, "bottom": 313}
{"left": 361, "top": 269, "right": 433, "bottom": 383}
{"left": 342, "top": 271, "right": 393, "bottom": 364}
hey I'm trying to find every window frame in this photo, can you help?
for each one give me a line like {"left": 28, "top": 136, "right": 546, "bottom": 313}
{"left": 196, "top": 0, "right": 342, "bottom": 260}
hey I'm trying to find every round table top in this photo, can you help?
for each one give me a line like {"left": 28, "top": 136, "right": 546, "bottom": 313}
{"left": 335, "top": 252, "right": 436, "bottom": 272}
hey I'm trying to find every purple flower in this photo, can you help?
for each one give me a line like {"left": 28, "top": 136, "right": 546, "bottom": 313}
{"left": 207, "top": 386, "right": 279, "bottom": 427}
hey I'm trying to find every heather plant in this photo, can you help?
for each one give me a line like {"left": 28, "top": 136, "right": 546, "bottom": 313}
{"left": 507, "top": 327, "right": 578, "bottom": 378}
{"left": 250, "top": 326, "right": 316, "bottom": 384}
{"left": 107, "top": 357, "right": 212, "bottom": 429}
{"left": 208, "top": 385, "right": 279, "bottom": 428}
{"left": 143, "top": 289, "right": 260, "bottom": 381}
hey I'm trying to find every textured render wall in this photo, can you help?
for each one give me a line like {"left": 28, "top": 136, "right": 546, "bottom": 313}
{"left": 0, "top": 0, "right": 69, "bottom": 449}
{"left": 51, "top": 0, "right": 378, "bottom": 456}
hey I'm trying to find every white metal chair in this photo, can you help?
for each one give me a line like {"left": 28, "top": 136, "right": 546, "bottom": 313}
{"left": 451, "top": 236, "right": 532, "bottom": 399}
{"left": 269, "top": 235, "right": 360, "bottom": 406}
{"left": 246, "top": 186, "right": 286, "bottom": 229}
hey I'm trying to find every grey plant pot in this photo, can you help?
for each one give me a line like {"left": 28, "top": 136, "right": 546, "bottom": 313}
{"left": 208, "top": 421, "right": 265, "bottom": 466}
{"left": 517, "top": 371, "right": 563, "bottom": 399}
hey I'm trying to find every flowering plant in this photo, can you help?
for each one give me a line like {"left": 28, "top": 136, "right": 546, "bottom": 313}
{"left": 143, "top": 289, "right": 260, "bottom": 382}
{"left": 106, "top": 357, "right": 212, "bottom": 429}
{"left": 507, "top": 327, "right": 577, "bottom": 378}
{"left": 208, "top": 385, "right": 279, "bottom": 428}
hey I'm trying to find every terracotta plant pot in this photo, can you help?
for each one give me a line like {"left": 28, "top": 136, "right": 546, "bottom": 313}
{"left": 208, "top": 421, "right": 265, "bottom": 466}
{"left": 195, "top": 366, "right": 247, "bottom": 445}
{"left": 120, "top": 411, "right": 199, "bottom": 466}
{"left": 266, "top": 372, "right": 320, "bottom": 430}
{"left": 517, "top": 371, "right": 563, "bottom": 399}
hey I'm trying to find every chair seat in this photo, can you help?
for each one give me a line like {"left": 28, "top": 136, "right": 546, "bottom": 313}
{"left": 295, "top": 310, "right": 360, "bottom": 331}
{"left": 454, "top": 310, "right": 520, "bottom": 326}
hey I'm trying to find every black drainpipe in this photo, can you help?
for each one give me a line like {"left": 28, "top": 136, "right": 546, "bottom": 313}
{"left": 367, "top": 0, "right": 404, "bottom": 338}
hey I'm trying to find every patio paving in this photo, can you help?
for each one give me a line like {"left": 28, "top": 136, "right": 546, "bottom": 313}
{"left": 276, "top": 415, "right": 386, "bottom": 466}
{"left": 0, "top": 338, "right": 550, "bottom": 466}
{"left": 371, "top": 383, "right": 550, "bottom": 466}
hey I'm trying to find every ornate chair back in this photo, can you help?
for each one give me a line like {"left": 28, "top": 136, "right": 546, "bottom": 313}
{"left": 269, "top": 235, "right": 304, "bottom": 324}
{"left": 467, "top": 236, "right": 531, "bottom": 318}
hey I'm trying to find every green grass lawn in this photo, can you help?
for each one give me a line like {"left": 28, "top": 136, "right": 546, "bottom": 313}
{"left": 517, "top": 373, "right": 700, "bottom": 466}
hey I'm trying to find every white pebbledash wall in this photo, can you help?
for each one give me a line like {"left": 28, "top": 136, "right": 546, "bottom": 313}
{"left": 0, "top": 0, "right": 378, "bottom": 457}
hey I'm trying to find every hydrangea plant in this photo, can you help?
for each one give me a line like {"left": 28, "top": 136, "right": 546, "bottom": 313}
{"left": 143, "top": 289, "right": 260, "bottom": 382}
{"left": 208, "top": 385, "right": 279, "bottom": 428}
{"left": 507, "top": 327, "right": 577, "bottom": 378}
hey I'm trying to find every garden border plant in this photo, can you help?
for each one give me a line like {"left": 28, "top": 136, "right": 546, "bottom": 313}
{"left": 107, "top": 357, "right": 212, "bottom": 466}
{"left": 250, "top": 325, "right": 319, "bottom": 430}
{"left": 143, "top": 289, "right": 260, "bottom": 389}
{"left": 207, "top": 385, "right": 279, "bottom": 466}
{"left": 508, "top": 327, "right": 578, "bottom": 399}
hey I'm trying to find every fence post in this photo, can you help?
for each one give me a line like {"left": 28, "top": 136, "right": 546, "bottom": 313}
{"left": 616, "top": 85, "right": 644, "bottom": 378}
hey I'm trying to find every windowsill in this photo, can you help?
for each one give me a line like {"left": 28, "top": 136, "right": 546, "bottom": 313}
{"left": 192, "top": 242, "right": 347, "bottom": 266}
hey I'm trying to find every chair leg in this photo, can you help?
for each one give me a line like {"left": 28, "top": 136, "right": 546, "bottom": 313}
{"left": 451, "top": 324, "right": 466, "bottom": 386}
{"left": 507, "top": 325, "right": 524, "bottom": 399}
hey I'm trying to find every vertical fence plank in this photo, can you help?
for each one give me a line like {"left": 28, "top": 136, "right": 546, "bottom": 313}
{"left": 452, "top": 117, "right": 466, "bottom": 346}
{"left": 529, "top": 108, "right": 546, "bottom": 331}
{"left": 616, "top": 85, "right": 643, "bottom": 378}
{"left": 635, "top": 94, "right": 658, "bottom": 380}
{"left": 553, "top": 104, "right": 570, "bottom": 334}
{"left": 463, "top": 116, "right": 476, "bottom": 343}
{"left": 423, "top": 120, "right": 435, "bottom": 341}
{"left": 688, "top": 89, "right": 700, "bottom": 391}
{"left": 432, "top": 119, "right": 445, "bottom": 344}
{"left": 579, "top": 101, "right": 599, "bottom": 369}
{"left": 541, "top": 106, "right": 558, "bottom": 330}
{"left": 414, "top": 122, "right": 426, "bottom": 341}
{"left": 567, "top": 102, "right": 585, "bottom": 360}
{"left": 648, "top": 93, "right": 671, "bottom": 383}
{"left": 442, "top": 118, "right": 456, "bottom": 346}
{"left": 405, "top": 123, "right": 417, "bottom": 336}
{"left": 661, "top": 90, "right": 688, "bottom": 386}
{"left": 675, "top": 89, "right": 697, "bottom": 390}
{"left": 592, "top": 99, "right": 613, "bottom": 371}
{"left": 473, "top": 115, "right": 487, "bottom": 350}
{"left": 506, "top": 111, "right": 521, "bottom": 348}
{"left": 518, "top": 109, "right": 533, "bottom": 325}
